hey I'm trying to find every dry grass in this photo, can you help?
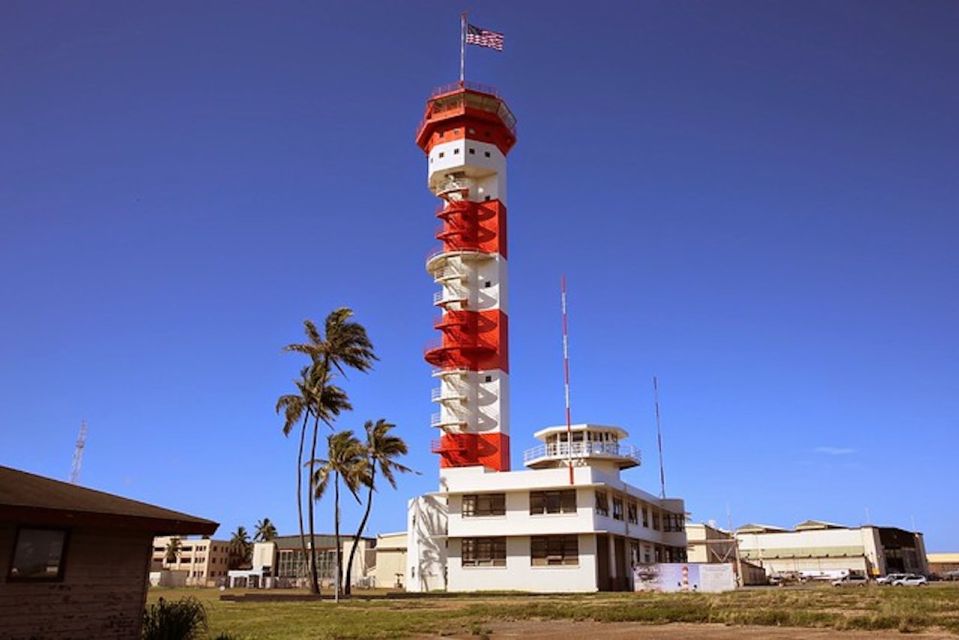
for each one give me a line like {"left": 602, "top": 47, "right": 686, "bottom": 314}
{"left": 147, "top": 583, "right": 959, "bottom": 639}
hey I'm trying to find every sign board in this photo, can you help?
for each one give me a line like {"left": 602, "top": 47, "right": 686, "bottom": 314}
{"left": 634, "top": 563, "right": 737, "bottom": 593}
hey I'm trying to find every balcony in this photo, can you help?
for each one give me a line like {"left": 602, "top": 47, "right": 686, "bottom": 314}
{"left": 433, "top": 288, "right": 468, "bottom": 307}
{"left": 430, "top": 412, "right": 467, "bottom": 429}
{"left": 522, "top": 441, "right": 641, "bottom": 470}
{"left": 426, "top": 248, "right": 492, "bottom": 273}
{"left": 430, "top": 386, "right": 466, "bottom": 403}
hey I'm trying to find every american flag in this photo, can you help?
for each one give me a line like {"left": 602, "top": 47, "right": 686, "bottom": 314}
{"left": 466, "top": 24, "right": 504, "bottom": 51}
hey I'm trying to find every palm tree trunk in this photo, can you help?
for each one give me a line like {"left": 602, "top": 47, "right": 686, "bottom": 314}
{"left": 296, "top": 411, "right": 311, "bottom": 591}
{"left": 344, "top": 465, "right": 375, "bottom": 597}
{"left": 307, "top": 413, "right": 321, "bottom": 594}
{"left": 334, "top": 470, "right": 341, "bottom": 603}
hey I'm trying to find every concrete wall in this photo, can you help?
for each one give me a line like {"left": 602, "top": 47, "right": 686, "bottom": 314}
{"left": 406, "top": 495, "right": 448, "bottom": 593}
{"left": 1, "top": 523, "right": 152, "bottom": 640}
{"left": 447, "top": 534, "right": 598, "bottom": 593}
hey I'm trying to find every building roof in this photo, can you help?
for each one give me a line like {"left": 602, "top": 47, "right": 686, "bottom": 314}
{"left": 0, "top": 465, "right": 218, "bottom": 535}
{"left": 532, "top": 423, "right": 630, "bottom": 441}
{"left": 736, "top": 523, "right": 790, "bottom": 534}
{"left": 269, "top": 534, "right": 375, "bottom": 551}
{"left": 794, "top": 519, "right": 846, "bottom": 531}
{"left": 928, "top": 553, "right": 959, "bottom": 563}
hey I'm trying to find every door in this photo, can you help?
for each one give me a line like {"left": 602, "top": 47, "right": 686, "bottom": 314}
{"left": 596, "top": 534, "right": 610, "bottom": 591}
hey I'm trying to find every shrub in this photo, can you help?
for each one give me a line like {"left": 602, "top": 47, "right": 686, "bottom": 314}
{"left": 142, "top": 597, "right": 208, "bottom": 640}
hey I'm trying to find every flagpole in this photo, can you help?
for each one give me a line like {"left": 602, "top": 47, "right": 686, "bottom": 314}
{"left": 460, "top": 12, "right": 467, "bottom": 86}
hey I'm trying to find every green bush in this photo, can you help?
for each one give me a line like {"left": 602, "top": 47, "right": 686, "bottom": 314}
{"left": 142, "top": 596, "right": 208, "bottom": 640}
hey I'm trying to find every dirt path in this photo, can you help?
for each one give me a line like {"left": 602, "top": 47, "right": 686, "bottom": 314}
{"left": 423, "top": 621, "right": 957, "bottom": 639}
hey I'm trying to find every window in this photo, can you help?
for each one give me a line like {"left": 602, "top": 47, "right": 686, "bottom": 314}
{"left": 652, "top": 510, "right": 661, "bottom": 531}
{"left": 627, "top": 501, "right": 638, "bottom": 524}
{"left": 485, "top": 281, "right": 492, "bottom": 288}
{"left": 612, "top": 496, "right": 624, "bottom": 521}
{"left": 484, "top": 151, "right": 491, "bottom": 157}
{"left": 484, "top": 196, "right": 491, "bottom": 201}
{"left": 529, "top": 490, "right": 576, "bottom": 515}
{"left": 531, "top": 535, "right": 579, "bottom": 566}
{"left": 461, "top": 537, "right": 506, "bottom": 566}
{"left": 462, "top": 493, "right": 506, "bottom": 517}
{"left": 454, "top": 148, "right": 460, "bottom": 155}
{"left": 594, "top": 490, "right": 609, "bottom": 517}
{"left": 439, "top": 152, "right": 445, "bottom": 158}
{"left": 7, "top": 528, "right": 68, "bottom": 581}
{"left": 642, "top": 506, "right": 649, "bottom": 527}
{"left": 469, "top": 148, "right": 476, "bottom": 154}
{"left": 485, "top": 375, "right": 492, "bottom": 382}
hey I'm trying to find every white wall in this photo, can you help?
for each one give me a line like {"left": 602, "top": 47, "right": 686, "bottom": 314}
{"left": 447, "top": 534, "right": 597, "bottom": 593}
{"left": 427, "top": 140, "right": 507, "bottom": 204}
{"left": 406, "top": 495, "right": 448, "bottom": 593}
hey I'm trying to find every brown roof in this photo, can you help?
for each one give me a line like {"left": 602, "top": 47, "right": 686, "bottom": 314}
{"left": 0, "top": 466, "right": 218, "bottom": 535}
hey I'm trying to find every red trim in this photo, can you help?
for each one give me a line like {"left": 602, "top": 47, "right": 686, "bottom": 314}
{"left": 425, "top": 310, "right": 508, "bottom": 373}
{"left": 416, "top": 89, "right": 517, "bottom": 155}
{"left": 433, "top": 432, "right": 510, "bottom": 472}
{"left": 435, "top": 200, "right": 507, "bottom": 259}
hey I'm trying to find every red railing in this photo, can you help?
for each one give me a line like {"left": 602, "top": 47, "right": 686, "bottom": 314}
{"left": 415, "top": 82, "right": 518, "bottom": 139}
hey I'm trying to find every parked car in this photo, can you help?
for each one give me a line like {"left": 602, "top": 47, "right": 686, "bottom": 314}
{"left": 876, "top": 573, "right": 908, "bottom": 585}
{"left": 892, "top": 575, "right": 927, "bottom": 586}
{"left": 942, "top": 570, "right": 959, "bottom": 582}
{"left": 832, "top": 575, "right": 870, "bottom": 587}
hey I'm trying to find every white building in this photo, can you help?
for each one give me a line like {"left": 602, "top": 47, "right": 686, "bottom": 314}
{"left": 408, "top": 424, "right": 687, "bottom": 593}
{"left": 736, "top": 520, "right": 928, "bottom": 577}
{"left": 151, "top": 535, "right": 231, "bottom": 586}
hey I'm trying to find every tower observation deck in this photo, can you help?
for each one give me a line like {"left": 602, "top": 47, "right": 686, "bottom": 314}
{"left": 417, "top": 81, "right": 516, "bottom": 472}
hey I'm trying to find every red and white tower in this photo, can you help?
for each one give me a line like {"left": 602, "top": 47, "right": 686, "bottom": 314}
{"left": 417, "top": 82, "right": 517, "bottom": 472}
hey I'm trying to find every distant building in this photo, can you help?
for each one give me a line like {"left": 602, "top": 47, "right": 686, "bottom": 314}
{"left": 927, "top": 553, "right": 959, "bottom": 576}
{"left": 0, "top": 465, "right": 216, "bottom": 640}
{"left": 245, "top": 534, "right": 376, "bottom": 589}
{"left": 374, "top": 531, "right": 408, "bottom": 589}
{"left": 151, "top": 535, "right": 231, "bottom": 586}
{"left": 686, "top": 522, "right": 767, "bottom": 586}
{"left": 736, "top": 520, "right": 928, "bottom": 577}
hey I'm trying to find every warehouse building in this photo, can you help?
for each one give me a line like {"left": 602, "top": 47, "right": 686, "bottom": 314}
{"left": 735, "top": 520, "right": 927, "bottom": 577}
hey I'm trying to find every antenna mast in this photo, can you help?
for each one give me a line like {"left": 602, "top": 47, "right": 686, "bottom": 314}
{"left": 561, "top": 276, "right": 574, "bottom": 485}
{"left": 70, "top": 420, "right": 88, "bottom": 485}
{"left": 653, "top": 377, "right": 666, "bottom": 498}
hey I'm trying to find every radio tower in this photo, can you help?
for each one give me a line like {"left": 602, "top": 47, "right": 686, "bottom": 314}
{"left": 69, "top": 420, "right": 88, "bottom": 485}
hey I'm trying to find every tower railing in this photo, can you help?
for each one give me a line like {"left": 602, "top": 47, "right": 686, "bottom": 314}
{"left": 522, "top": 441, "right": 641, "bottom": 464}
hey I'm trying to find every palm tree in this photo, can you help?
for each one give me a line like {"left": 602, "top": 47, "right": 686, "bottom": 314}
{"left": 254, "top": 517, "right": 277, "bottom": 542}
{"left": 285, "top": 309, "right": 376, "bottom": 593}
{"left": 228, "top": 526, "right": 251, "bottom": 570}
{"left": 164, "top": 537, "right": 182, "bottom": 565}
{"left": 311, "top": 430, "right": 366, "bottom": 602}
{"left": 344, "top": 419, "right": 415, "bottom": 596}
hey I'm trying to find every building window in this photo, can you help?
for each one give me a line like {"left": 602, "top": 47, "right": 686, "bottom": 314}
{"left": 461, "top": 537, "right": 506, "bottom": 567}
{"left": 462, "top": 493, "right": 506, "bottom": 517}
{"left": 7, "top": 528, "right": 68, "bottom": 581}
{"left": 484, "top": 196, "right": 491, "bottom": 201}
{"left": 469, "top": 148, "right": 475, "bottom": 154}
{"left": 531, "top": 535, "right": 579, "bottom": 566}
{"left": 484, "top": 151, "right": 491, "bottom": 157}
{"left": 439, "top": 152, "right": 445, "bottom": 158}
{"left": 627, "top": 501, "right": 638, "bottom": 524}
{"left": 595, "top": 490, "right": 609, "bottom": 517}
{"left": 454, "top": 148, "right": 460, "bottom": 155}
{"left": 485, "top": 375, "right": 492, "bottom": 383}
{"left": 652, "top": 510, "right": 661, "bottom": 531}
{"left": 529, "top": 490, "right": 576, "bottom": 515}
{"left": 612, "top": 496, "right": 624, "bottom": 521}
{"left": 485, "top": 281, "right": 492, "bottom": 288}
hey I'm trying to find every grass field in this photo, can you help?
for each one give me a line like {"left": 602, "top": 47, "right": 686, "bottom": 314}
{"left": 147, "top": 584, "right": 959, "bottom": 639}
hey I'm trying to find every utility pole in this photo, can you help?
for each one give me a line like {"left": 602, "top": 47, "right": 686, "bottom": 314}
{"left": 69, "top": 420, "right": 88, "bottom": 484}
{"left": 653, "top": 377, "right": 666, "bottom": 499}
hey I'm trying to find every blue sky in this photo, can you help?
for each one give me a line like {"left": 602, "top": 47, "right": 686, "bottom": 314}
{"left": 1, "top": 1, "right": 956, "bottom": 551}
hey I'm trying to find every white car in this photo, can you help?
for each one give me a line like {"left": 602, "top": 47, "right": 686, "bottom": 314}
{"left": 832, "top": 575, "right": 870, "bottom": 587}
{"left": 877, "top": 573, "right": 908, "bottom": 585}
{"left": 892, "top": 575, "right": 927, "bottom": 586}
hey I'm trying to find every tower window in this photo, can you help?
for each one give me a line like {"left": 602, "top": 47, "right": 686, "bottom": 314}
{"left": 485, "top": 375, "right": 492, "bottom": 383}
{"left": 454, "top": 148, "right": 460, "bottom": 155}
{"left": 469, "top": 148, "right": 475, "bottom": 154}
{"left": 485, "top": 281, "right": 492, "bottom": 288}
{"left": 468, "top": 128, "right": 476, "bottom": 134}
{"left": 484, "top": 151, "right": 491, "bottom": 158}
{"left": 439, "top": 152, "right": 445, "bottom": 158}
{"left": 485, "top": 196, "right": 491, "bottom": 201}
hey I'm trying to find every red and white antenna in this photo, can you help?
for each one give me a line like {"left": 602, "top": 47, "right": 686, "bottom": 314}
{"left": 653, "top": 377, "right": 666, "bottom": 498}
{"left": 562, "top": 276, "right": 573, "bottom": 485}
{"left": 70, "top": 420, "right": 88, "bottom": 485}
